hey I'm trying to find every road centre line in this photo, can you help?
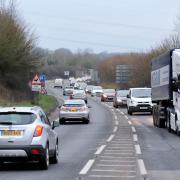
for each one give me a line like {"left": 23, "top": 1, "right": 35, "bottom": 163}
{"left": 131, "top": 126, "right": 136, "bottom": 133}
{"left": 94, "top": 145, "right": 106, "bottom": 155}
{"left": 135, "top": 145, "right": 142, "bottom": 155}
{"left": 79, "top": 159, "right": 95, "bottom": 175}
{"left": 113, "top": 126, "right": 118, "bottom": 133}
{"left": 138, "top": 159, "right": 147, "bottom": 176}
{"left": 107, "top": 134, "right": 115, "bottom": 142}
{"left": 125, "top": 115, "right": 129, "bottom": 120}
{"left": 133, "top": 134, "right": 138, "bottom": 142}
{"left": 128, "top": 121, "right": 132, "bottom": 125}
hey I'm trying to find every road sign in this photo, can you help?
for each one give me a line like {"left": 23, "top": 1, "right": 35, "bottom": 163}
{"left": 31, "top": 74, "right": 41, "bottom": 92}
{"left": 39, "top": 74, "right": 46, "bottom": 82}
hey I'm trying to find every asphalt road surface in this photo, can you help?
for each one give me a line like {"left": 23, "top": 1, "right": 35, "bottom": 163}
{"left": 0, "top": 81, "right": 113, "bottom": 180}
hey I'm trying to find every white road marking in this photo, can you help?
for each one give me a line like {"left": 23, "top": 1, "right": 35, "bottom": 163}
{"left": 113, "top": 126, "right": 118, "bottom": 133}
{"left": 107, "top": 134, "right": 115, "bottom": 142}
{"left": 135, "top": 145, "right": 142, "bottom": 155}
{"left": 128, "top": 121, "right": 132, "bottom": 125}
{"left": 114, "top": 115, "right": 118, "bottom": 120}
{"left": 92, "top": 169, "right": 136, "bottom": 172}
{"left": 79, "top": 159, "right": 95, "bottom": 175}
{"left": 89, "top": 175, "right": 135, "bottom": 178}
{"left": 94, "top": 145, "right": 106, "bottom": 155}
{"left": 138, "top": 159, "right": 147, "bottom": 176}
{"left": 133, "top": 134, "right": 138, "bottom": 142}
{"left": 99, "top": 159, "right": 136, "bottom": 163}
{"left": 120, "top": 112, "right": 124, "bottom": 115}
{"left": 101, "top": 155, "right": 135, "bottom": 159}
{"left": 97, "top": 164, "right": 136, "bottom": 167}
{"left": 131, "top": 126, "right": 136, "bottom": 133}
{"left": 125, "top": 115, "right": 129, "bottom": 120}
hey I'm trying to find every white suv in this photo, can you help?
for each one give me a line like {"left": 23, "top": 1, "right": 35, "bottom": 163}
{"left": 127, "top": 88, "right": 153, "bottom": 115}
{"left": 0, "top": 106, "right": 59, "bottom": 169}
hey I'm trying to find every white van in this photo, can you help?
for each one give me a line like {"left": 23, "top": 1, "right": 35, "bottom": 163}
{"left": 126, "top": 88, "right": 153, "bottom": 115}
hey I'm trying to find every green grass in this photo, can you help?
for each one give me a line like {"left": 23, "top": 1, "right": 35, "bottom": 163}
{"left": 0, "top": 94, "right": 58, "bottom": 114}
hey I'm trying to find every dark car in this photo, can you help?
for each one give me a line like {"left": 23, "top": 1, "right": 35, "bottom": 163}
{"left": 63, "top": 86, "right": 74, "bottom": 96}
{"left": 101, "top": 89, "right": 115, "bottom": 102}
{"left": 113, "top": 90, "right": 129, "bottom": 108}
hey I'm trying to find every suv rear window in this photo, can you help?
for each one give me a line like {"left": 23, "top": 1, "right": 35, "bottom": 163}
{"left": 0, "top": 112, "right": 37, "bottom": 125}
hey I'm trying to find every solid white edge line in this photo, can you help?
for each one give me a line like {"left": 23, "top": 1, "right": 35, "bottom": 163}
{"left": 95, "top": 145, "right": 106, "bottom": 155}
{"left": 131, "top": 126, "right": 136, "bottom": 133}
{"left": 128, "top": 121, "right": 132, "bottom": 125}
{"left": 107, "top": 134, "right": 115, "bottom": 142}
{"left": 79, "top": 159, "right": 95, "bottom": 175}
{"left": 138, "top": 159, "right": 147, "bottom": 176}
{"left": 133, "top": 134, "right": 138, "bottom": 142}
{"left": 135, "top": 144, "right": 142, "bottom": 154}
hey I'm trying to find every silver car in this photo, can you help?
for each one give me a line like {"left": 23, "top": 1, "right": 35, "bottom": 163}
{"left": 59, "top": 100, "right": 90, "bottom": 124}
{"left": 70, "top": 90, "right": 88, "bottom": 103}
{"left": 0, "top": 106, "right": 59, "bottom": 170}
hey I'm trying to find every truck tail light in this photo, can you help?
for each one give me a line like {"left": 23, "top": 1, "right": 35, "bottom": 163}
{"left": 34, "top": 125, "right": 43, "bottom": 137}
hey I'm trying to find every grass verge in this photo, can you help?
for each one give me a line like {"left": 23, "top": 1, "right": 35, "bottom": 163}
{"left": 0, "top": 94, "right": 58, "bottom": 114}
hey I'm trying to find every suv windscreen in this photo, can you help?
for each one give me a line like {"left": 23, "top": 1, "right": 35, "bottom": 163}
{"left": 117, "top": 90, "right": 129, "bottom": 97}
{"left": 132, "top": 89, "right": 151, "bottom": 98}
{"left": 0, "top": 112, "right": 37, "bottom": 125}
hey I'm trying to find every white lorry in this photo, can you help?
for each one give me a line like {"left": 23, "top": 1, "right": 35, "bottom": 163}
{"left": 151, "top": 49, "right": 180, "bottom": 135}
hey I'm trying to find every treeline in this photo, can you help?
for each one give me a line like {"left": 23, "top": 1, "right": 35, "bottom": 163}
{"left": 0, "top": 1, "right": 39, "bottom": 100}
{"left": 98, "top": 35, "right": 180, "bottom": 88}
{"left": 38, "top": 48, "right": 112, "bottom": 78}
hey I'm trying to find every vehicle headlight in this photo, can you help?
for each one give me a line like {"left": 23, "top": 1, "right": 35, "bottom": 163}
{"left": 103, "top": 95, "right": 107, "bottom": 98}
{"left": 117, "top": 98, "right": 122, "bottom": 102}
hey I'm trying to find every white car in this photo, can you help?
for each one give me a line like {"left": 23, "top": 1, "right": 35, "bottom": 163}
{"left": 127, "top": 88, "right": 153, "bottom": 115}
{"left": 91, "top": 86, "right": 103, "bottom": 97}
{"left": 54, "top": 79, "right": 63, "bottom": 88}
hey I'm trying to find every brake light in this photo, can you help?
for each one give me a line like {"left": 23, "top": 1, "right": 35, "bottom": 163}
{"left": 61, "top": 107, "right": 68, "bottom": 111}
{"left": 34, "top": 125, "right": 43, "bottom": 137}
{"left": 31, "top": 148, "right": 40, "bottom": 154}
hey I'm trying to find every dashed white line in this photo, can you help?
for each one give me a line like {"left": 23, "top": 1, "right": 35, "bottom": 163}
{"left": 113, "top": 126, "right": 118, "bottom": 133}
{"left": 125, "top": 115, "right": 129, "bottom": 120}
{"left": 114, "top": 115, "right": 118, "bottom": 120}
{"left": 135, "top": 145, "right": 142, "bottom": 155}
{"left": 120, "top": 112, "right": 124, "bottom": 115}
{"left": 107, "top": 134, "right": 115, "bottom": 142}
{"left": 133, "top": 134, "right": 138, "bottom": 142}
{"left": 131, "top": 126, "right": 136, "bottom": 133}
{"left": 94, "top": 145, "right": 106, "bottom": 155}
{"left": 138, "top": 159, "right": 147, "bottom": 176}
{"left": 79, "top": 159, "right": 95, "bottom": 175}
{"left": 128, "top": 120, "right": 132, "bottom": 125}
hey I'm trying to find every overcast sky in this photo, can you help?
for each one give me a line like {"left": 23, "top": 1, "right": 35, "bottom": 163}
{"left": 17, "top": 0, "right": 180, "bottom": 53}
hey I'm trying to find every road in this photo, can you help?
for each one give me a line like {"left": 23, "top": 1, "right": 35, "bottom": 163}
{"left": 1, "top": 81, "right": 180, "bottom": 180}
{"left": 0, "top": 81, "right": 113, "bottom": 180}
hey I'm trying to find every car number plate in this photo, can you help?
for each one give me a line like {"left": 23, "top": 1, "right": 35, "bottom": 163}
{"left": 140, "top": 107, "right": 148, "bottom": 109}
{"left": 2, "top": 130, "right": 22, "bottom": 136}
{"left": 70, "top": 109, "right": 77, "bottom": 112}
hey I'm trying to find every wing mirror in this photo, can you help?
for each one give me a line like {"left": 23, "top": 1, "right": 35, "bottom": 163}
{"left": 52, "top": 121, "right": 59, "bottom": 129}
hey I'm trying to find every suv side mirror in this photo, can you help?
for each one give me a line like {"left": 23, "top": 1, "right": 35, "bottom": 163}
{"left": 52, "top": 121, "right": 59, "bottom": 129}
{"left": 127, "top": 94, "right": 130, "bottom": 98}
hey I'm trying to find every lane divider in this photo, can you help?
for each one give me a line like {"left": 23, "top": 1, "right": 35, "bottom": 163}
{"left": 131, "top": 126, "right": 136, "bottom": 133}
{"left": 138, "top": 159, "right": 147, "bottom": 177}
{"left": 79, "top": 159, "right": 95, "bottom": 175}
{"left": 135, "top": 144, "right": 142, "bottom": 155}
{"left": 133, "top": 134, "right": 138, "bottom": 142}
{"left": 107, "top": 134, "right": 115, "bottom": 142}
{"left": 128, "top": 121, "right": 132, "bottom": 125}
{"left": 95, "top": 145, "right": 106, "bottom": 155}
{"left": 113, "top": 126, "right": 118, "bottom": 133}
